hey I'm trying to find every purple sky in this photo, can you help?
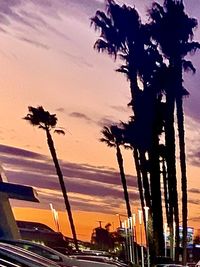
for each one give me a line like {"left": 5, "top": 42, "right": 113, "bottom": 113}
{"left": 0, "top": 0, "right": 199, "bottom": 231}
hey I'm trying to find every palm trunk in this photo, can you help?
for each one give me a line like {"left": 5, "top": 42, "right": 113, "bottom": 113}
{"left": 134, "top": 148, "right": 154, "bottom": 263}
{"left": 46, "top": 129, "right": 79, "bottom": 251}
{"left": 133, "top": 148, "right": 145, "bottom": 216}
{"left": 116, "top": 144, "right": 132, "bottom": 218}
{"left": 140, "top": 151, "right": 151, "bottom": 210}
{"left": 149, "top": 134, "right": 164, "bottom": 256}
{"left": 161, "top": 157, "right": 170, "bottom": 226}
{"left": 165, "top": 90, "right": 180, "bottom": 260}
{"left": 176, "top": 96, "right": 187, "bottom": 265}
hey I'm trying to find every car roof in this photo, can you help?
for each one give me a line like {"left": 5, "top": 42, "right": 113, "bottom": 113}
{"left": 0, "top": 242, "right": 59, "bottom": 267}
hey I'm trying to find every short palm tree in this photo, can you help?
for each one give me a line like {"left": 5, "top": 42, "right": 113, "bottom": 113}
{"left": 100, "top": 125, "right": 132, "bottom": 219}
{"left": 24, "top": 106, "right": 78, "bottom": 251}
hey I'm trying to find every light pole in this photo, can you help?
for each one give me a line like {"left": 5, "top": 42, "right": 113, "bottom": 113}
{"left": 164, "top": 223, "right": 168, "bottom": 257}
{"left": 133, "top": 213, "right": 139, "bottom": 264}
{"left": 126, "top": 219, "right": 133, "bottom": 264}
{"left": 144, "top": 206, "right": 150, "bottom": 267}
{"left": 173, "top": 221, "right": 176, "bottom": 262}
{"left": 50, "top": 203, "right": 60, "bottom": 232}
{"left": 129, "top": 216, "right": 135, "bottom": 264}
{"left": 138, "top": 209, "right": 144, "bottom": 267}
{"left": 116, "top": 213, "right": 122, "bottom": 228}
{"left": 122, "top": 220, "right": 129, "bottom": 263}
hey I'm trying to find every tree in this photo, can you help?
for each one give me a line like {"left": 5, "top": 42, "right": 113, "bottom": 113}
{"left": 92, "top": 0, "right": 165, "bottom": 255}
{"left": 149, "top": 0, "right": 200, "bottom": 263}
{"left": 100, "top": 125, "right": 132, "bottom": 218}
{"left": 91, "top": 223, "right": 114, "bottom": 251}
{"left": 24, "top": 106, "right": 79, "bottom": 251}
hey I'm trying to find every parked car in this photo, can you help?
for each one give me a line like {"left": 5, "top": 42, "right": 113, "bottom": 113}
{"left": 78, "top": 250, "right": 111, "bottom": 256}
{"left": 155, "top": 265, "right": 188, "bottom": 267}
{"left": 70, "top": 254, "right": 128, "bottom": 266}
{"left": 195, "top": 260, "right": 200, "bottom": 267}
{"left": 0, "top": 239, "right": 125, "bottom": 267}
{"left": 0, "top": 242, "right": 60, "bottom": 267}
{"left": 16, "top": 220, "right": 69, "bottom": 249}
{"left": 0, "top": 258, "right": 22, "bottom": 267}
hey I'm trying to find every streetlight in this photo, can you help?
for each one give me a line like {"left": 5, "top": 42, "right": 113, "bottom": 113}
{"left": 116, "top": 213, "right": 122, "bottom": 228}
{"left": 122, "top": 220, "right": 129, "bottom": 263}
{"left": 164, "top": 222, "right": 168, "bottom": 257}
{"left": 50, "top": 203, "right": 60, "bottom": 232}
{"left": 132, "top": 213, "right": 139, "bottom": 264}
{"left": 144, "top": 206, "right": 150, "bottom": 267}
{"left": 128, "top": 217, "right": 135, "bottom": 265}
{"left": 138, "top": 209, "right": 144, "bottom": 267}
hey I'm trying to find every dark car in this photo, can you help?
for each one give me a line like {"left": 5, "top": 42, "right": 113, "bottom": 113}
{"left": 0, "top": 258, "right": 22, "bottom": 267}
{"left": 0, "top": 239, "right": 122, "bottom": 267}
{"left": 0, "top": 242, "right": 60, "bottom": 267}
{"left": 16, "top": 220, "right": 68, "bottom": 249}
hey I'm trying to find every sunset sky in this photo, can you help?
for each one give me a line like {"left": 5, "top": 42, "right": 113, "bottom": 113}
{"left": 0, "top": 0, "right": 200, "bottom": 241}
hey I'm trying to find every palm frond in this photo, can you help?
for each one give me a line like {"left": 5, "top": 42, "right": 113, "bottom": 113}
{"left": 24, "top": 106, "right": 58, "bottom": 129}
{"left": 182, "top": 41, "right": 200, "bottom": 56}
{"left": 94, "top": 39, "right": 117, "bottom": 58}
{"left": 100, "top": 137, "right": 115, "bottom": 147}
{"left": 182, "top": 59, "right": 196, "bottom": 73}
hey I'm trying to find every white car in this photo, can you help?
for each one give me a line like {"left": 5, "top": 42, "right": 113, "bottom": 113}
{"left": 195, "top": 261, "right": 200, "bottom": 267}
{"left": 0, "top": 239, "right": 125, "bottom": 267}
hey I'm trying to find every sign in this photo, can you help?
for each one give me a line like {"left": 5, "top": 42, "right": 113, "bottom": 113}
{"left": 164, "top": 226, "right": 194, "bottom": 248}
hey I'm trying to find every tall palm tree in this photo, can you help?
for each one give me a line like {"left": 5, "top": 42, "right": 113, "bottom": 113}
{"left": 92, "top": 1, "right": 165, "bottom": 254}
{"left": 24, "top": 106, "right": 79, "bottom": 251}
{"left": 100, "top": 125, "right": 132, "bottom": 218}
{"left": 149, "top": 0, "right": 200, "bottom": 263}
{"left": 122, "top": 119, "right": 151, "bottom": 213}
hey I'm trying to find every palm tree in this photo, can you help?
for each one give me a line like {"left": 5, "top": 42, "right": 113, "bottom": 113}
{"left": 149, "top": 0, "right": 200, "bottom": 263}
{"left": 91, "top": 0, "right": 144, "bottom": 107}
{"left": 24, "top": 106, "right": 79, "bottom": 251}
{"left": 100, "top": 125, "right": 132, "bottom": 218}
{"left": 92, "top": 1, "right": 165, "bottom": 254}
{"left": 122, "top": 119, "right": 151, "bottom": 213}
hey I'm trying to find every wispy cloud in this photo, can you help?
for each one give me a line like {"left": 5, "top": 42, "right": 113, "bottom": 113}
{"left": 110, "top": 105, "right": 131, "bottom": 113}
{"left": 63, "top": 51, "right": 93, "bottom": 68}
{"left": 183, "top": 116, "right": 200, "bottom": 167}
{"left": 188, "top": 188, "right": 200, "bottom": 194}
{"left": 188, "top": 198, "right": 200, "bottom": 205}
{"left": 17, "top": 36, "right": 50, "bottom": 49}
{"left": 0, "top": 144, "right": 138, "bottom": 213}
{"left": 96, "top": 116, "right": 116, "bottom": 128}
{"left": 56, "top": 107, "right": 65, "bottom": 113}
{"left": 68, "top": 112, "right": 92, "bottom": 123}
{"left": 68, "top": 111, "right": 118, "bottom": 128}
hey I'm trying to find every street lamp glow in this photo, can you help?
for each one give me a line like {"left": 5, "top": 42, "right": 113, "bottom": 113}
{"left": 144, "top": 206, "right": 149, "bottom": 222}
{"left": 132, "top": 213, "right": 136, "bottom": 227}
{"left": 138, "top": 209, "right": 144, "bottom": 267}
{"left": 138, "top": 209, "right": 143, "bottom": 225}
{"left": 144, "top": 206, "right": 150, "bottom": 267}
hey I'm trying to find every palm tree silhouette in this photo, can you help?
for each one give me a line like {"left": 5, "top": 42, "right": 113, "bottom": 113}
{"left": 122, "top": 119, "right": 151, "bottom": 213}
{"left": 24, "top": 106, "right": 79, "bottom": 251}
{"left": 100, "top": 125, "right": 132, "bottom": 218}
{"left": 92, "top": 0, "right": 166, "bottom": 254}
{"left": 149, "top": 0, "right": 200, "bottom": 262}
{"left": 91, "top": 0, "right": 144, "bottom": 105}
